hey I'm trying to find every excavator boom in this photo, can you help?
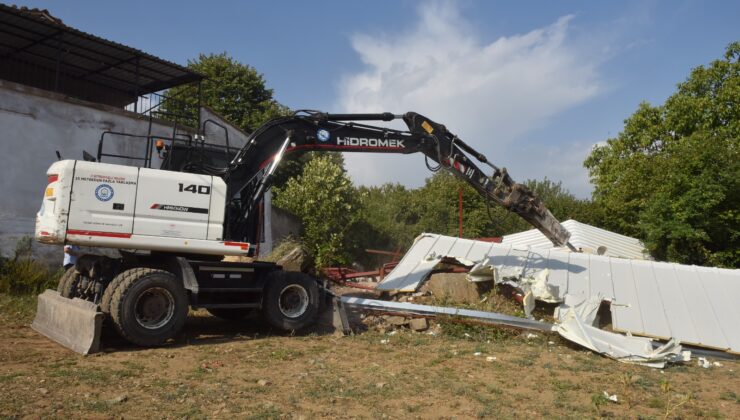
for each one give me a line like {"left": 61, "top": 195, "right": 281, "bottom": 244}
{"left": 201, "top": 111, "right": 572, "bottom": 248}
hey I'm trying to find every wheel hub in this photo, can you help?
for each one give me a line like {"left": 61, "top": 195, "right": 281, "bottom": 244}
{"left": 134, "top": 287, "right": 175, "bottom": 329}
{"left": 278, "top": 284, "right": 309, "bottom": 319}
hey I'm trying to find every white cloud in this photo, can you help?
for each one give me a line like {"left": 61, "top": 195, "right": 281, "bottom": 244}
{"left": 515, "top": 140, "right": 597, "bottom": 197}
{"left": 336, "top": 1, "right": 606, "bottom": 196}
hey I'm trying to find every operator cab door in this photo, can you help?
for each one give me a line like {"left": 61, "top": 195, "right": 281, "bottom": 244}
{"left": 133, "top": 168, "right": 213, "bottom": 240}
{"left": 67, "top": 162, "right": 138, "bottom": 235}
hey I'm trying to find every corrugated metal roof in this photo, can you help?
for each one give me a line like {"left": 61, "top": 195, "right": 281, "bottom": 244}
{"left": 0, "top": 5, "right": 203, "bottom": 106}
{"left": 377, "top": 233, "right": 740, "bottom": 354}
{"left": 502, "top": 219, "right": 650, "bottom": 260}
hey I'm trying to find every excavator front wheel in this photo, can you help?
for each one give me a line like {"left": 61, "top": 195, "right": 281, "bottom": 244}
{"left": 262, "top": 271, "right": 319, "bottom": 331}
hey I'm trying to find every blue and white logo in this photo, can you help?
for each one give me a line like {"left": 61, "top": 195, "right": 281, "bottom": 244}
{"left": 95, "top": 184, "right": 114, "bottom": 201}
{"left": 317, "top": 129, "right": 330, "bottom": 142}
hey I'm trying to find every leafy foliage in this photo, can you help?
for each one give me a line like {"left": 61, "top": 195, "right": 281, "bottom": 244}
{"left": 272, "top": 151, "right": 344, "bottom": 189}
{"left": 353, "top": 171, "right": 595, "bottom": 260}
{"left": 0, "top": 237, "right": 61, "bottom": 295}
{"left": 273, "top": 156, "right": 362, "bottom": 269}
{"left": 585, "top": 42, "right": 739, "bottom": 267}
{"left": 162, "top": 53, "right": 290, "bottom": 132}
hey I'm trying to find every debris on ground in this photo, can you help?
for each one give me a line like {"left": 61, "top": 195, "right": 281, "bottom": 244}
{"left": 408, "top": 317, "right": 429, "bottom": 332}
{"left": 602, "top": 391, "right": 619, "bottom": 403}
{"left": 502, "top": 219, "right": 650, "bottom": 260}
{"left": 274, "top": 245, "right": 312, "bottom": 273}
{"left": 342, "top": 296, "right": 554, "bottom": 332}
{"left": 336, "top": 232, "right": 740, "bottom": 368}
{"left": 418, "top": 272, "right": 490, "bottom": 305}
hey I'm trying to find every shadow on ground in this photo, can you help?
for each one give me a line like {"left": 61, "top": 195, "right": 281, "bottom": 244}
{"left": 97, "top": 308, "right": 340, "bottom": 353}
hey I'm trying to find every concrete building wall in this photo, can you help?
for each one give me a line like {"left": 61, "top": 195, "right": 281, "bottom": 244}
{"left": 257, "top": 191, "right": 303, "bottom": 257}
{"left": 0, "top": 80, "right": 193, "bottom": 263}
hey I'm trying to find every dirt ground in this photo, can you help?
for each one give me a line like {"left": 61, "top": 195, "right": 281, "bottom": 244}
{"left": 1, "top": 293, "right": 738, "bottom": 419}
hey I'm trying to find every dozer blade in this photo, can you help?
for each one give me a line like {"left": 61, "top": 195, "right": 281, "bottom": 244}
{"left": 31, "top": 289, "right": 104, "bottom": 355}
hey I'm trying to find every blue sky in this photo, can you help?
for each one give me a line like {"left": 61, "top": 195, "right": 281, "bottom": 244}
{"left": 13, "top": 0, "right": 740, "bottom": 197}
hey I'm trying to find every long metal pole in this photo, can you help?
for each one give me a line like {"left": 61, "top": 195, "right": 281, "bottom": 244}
{"left": 133, "top": 56, "right": 140, "bottom": 113}
{"left": 458, "top": 186, "right": 463, "bottom": 238}
{"left": 53, "top": 32, "right": 64, "bottom": 92}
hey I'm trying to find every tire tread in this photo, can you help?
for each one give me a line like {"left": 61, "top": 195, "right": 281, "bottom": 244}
{"left": 57, "top": 267, "right": 79, "bottom": 298}
{"left": 110, "top": 268, "right": 187, "bottom": 346}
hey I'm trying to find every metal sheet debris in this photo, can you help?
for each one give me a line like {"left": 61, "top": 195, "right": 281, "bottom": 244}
{"left": 340, "top": 296, "right": 555, "bottom": 332}
{"left": 557, "top": 306, "right": 687, "bottom": 368}
{"left": 502, "top": 219, "right": 650, "bottom": 260}
{"left": 377, "top": 233, "right": 740, "bottom": 354}
{"left": 556, "top": 292, "right": 688, "bottom": 368}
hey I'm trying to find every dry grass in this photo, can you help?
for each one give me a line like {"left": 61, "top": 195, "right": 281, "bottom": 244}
{"left": 0, "top": 294, "right": 738, "bottom": 419}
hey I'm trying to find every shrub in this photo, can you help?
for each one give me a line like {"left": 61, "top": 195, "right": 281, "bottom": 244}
{"left": 0, "top": 237, "right": 62, "bottom": 295}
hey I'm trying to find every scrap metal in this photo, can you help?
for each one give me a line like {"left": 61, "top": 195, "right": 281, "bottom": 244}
{"left": 340, "top": 296, "right": 555, "bottom": 332}
{"left": 376, "top": 233, "right": 740, "bottom": 355}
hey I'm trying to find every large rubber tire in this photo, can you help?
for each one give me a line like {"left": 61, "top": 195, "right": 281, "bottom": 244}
{"left": 100, "top": 270, "right": 129, "bottom": 314}
{"left": 109, "top": 268, "right": 189, "bottom": 347}
{"left": 206, "top": 308, "right": 253, "bottom": 320}
{"left": 262, "top": 271, "right": 319, "bottom": 331}
{"left": 57, "top": 267, "right": 80, "bottom": 298}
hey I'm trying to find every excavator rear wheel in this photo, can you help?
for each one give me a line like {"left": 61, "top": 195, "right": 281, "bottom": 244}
{"left": 57, "top": 267, "right": 81, "bottom": 299}
{"left": 101, "top": 270, "right": 130, "bottom": 314}
{"left": 109, "top": 268, "right": 189, "bottom": 347}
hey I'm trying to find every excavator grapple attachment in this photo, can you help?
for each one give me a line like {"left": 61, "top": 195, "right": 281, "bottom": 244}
{"left": 31, "top": 290, "right": 103, "bottom": 355}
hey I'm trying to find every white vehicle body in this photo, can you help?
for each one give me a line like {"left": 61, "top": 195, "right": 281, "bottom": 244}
{"left": 35, "top": 160, "right": 249, "bottom": 256}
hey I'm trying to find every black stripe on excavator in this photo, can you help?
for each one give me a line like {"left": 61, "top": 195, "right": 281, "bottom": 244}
{"left": 150, "top": 204, "right": 209, "bottom": 214}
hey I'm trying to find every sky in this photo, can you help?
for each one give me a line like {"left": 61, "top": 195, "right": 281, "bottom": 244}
{"left": 11, "top": 0, "right": 740, "bottom": 197}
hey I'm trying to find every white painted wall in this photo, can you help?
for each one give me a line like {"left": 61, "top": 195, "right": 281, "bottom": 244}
{"left": 0, "top": 80, "right": 192, "bottom": 263}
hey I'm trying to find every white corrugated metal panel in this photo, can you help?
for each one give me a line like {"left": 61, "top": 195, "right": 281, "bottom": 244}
{"left": 377, "top": 234, "right": 497, "bottom": 292}
{"left": 502, "top": 220, "right": 650, "bottom": 260}
{"left": 377, "top": 233, "right": 740, "bottom": 353}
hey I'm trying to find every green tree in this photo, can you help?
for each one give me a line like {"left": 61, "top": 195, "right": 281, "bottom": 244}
{"left": 163, "top": 53, "right": 289, "bottom": 132}
{"left": 355, "top": 183, "right": 420, "bottom": 253}
{"left": 273, "top": 155, "right": 361, "bottom": 269}
{"left": 353, "top": 171, "right": 594, "bottom": 259}
{"left": 585, "top": 42, "right": 739, "bottom": 267}
{"left": 272, "top": 151, "right": 344, "bottom": 189}
{"left": 523, "top": 178, "right": 602, "bottom": 227}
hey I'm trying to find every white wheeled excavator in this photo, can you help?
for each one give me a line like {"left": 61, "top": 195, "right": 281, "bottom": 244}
{"left": 32, "top": 110, "right": 573, "bottom": 354}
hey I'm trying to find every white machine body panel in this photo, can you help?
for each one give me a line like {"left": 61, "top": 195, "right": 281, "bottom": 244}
{"left": 35, "top": 160, "right": 76, "bottom": 244}
{"left": 35, "top": 160, "right": 246, "bottom": 256}
{"left": 67, "top": 162, "right": 138, "bottom": 235}
{"left": 133, "top": 168, "right": 215, "bottom": 240}
{"left": 207, "top": 177, "right": 227, "bottom": 241}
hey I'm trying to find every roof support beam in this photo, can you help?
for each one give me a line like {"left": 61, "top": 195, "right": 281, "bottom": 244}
{"left": 0, "top": 19, "right": 176, "bottom": 80}
{"left": 75, "top": 55, "right": 137, "bottom": 79}
{"left": 0, "top": 28, "right": 61, "bottom": 59}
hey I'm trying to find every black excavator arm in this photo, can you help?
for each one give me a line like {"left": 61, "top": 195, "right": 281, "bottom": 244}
{"left": 187, "top": 111, "right": 572, "bottom": 250}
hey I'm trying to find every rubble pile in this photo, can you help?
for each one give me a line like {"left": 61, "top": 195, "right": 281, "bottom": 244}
{"left": 332, "top": 231, "right": 740, "bottom": 369}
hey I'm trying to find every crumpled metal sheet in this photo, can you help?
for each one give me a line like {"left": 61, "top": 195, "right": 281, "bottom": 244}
{"left": 556, "top": 295, "right": 688, "bottom": 368}
{"left": 376, "top": 233, "right": 740, "bottom": 354}
{"left": 502, "top": 219, "right": 650, "bottom": 260}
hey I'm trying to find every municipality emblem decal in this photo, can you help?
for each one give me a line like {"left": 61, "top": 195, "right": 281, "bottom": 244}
{"left": 95, "top": 184, "right": 114, "bottom": 201}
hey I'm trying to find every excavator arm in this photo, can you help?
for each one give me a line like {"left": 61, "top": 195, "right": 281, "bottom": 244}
{"left": 195, "top": 111, "right": 572, "bottom": 249}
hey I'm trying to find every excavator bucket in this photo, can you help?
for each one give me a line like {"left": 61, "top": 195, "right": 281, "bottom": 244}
{"left": 31, "top": 290, "right": 104, "bottom": 355}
